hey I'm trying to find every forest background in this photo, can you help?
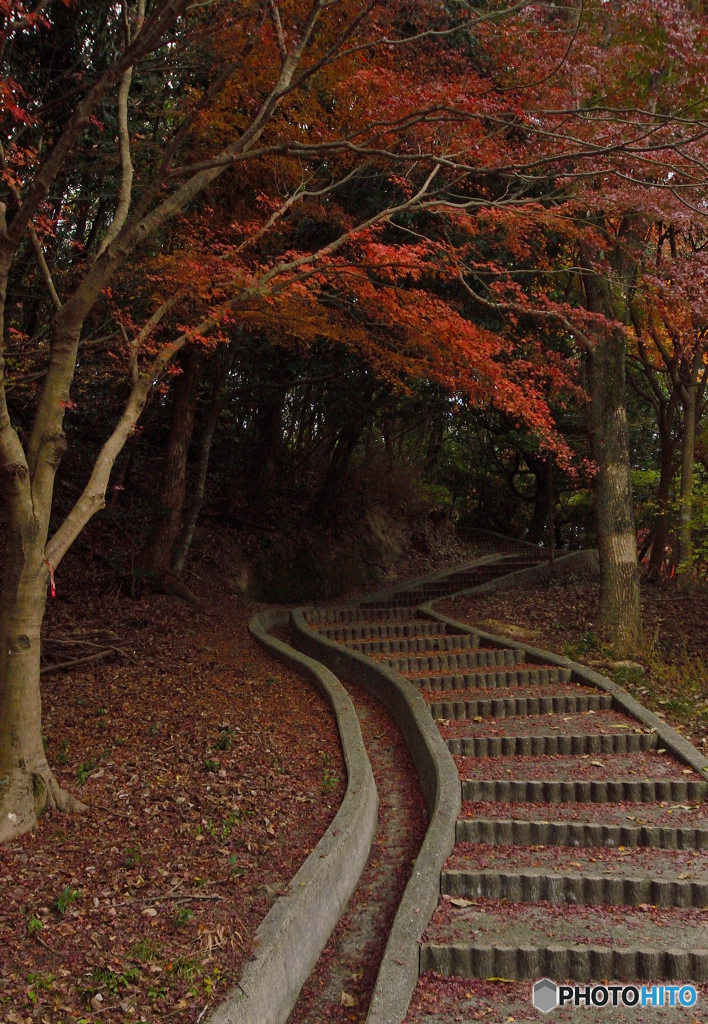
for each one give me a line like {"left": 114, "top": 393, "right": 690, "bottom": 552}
{"left": 0, "top": 0, "right": 708, "bottom": 843}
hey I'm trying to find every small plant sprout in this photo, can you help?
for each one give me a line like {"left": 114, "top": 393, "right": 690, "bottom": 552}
{"left": 320, "top": 751, "right": 339, "bottom": 795}
{"left": 53, "top": 885, "right": 80, "bottom": 914}
{"left": 173, "top": 906, "right": 194, "bottom": 927}
{"left": 27, "top": 914, "right": 43, "bottom": 935}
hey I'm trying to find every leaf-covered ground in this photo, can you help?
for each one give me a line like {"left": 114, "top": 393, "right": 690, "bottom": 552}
{"left": 0, "top": 590, "right": 346, "bottom": 1023}
{"left": 0, "top": 517, "right": 482, "bottom": 1023}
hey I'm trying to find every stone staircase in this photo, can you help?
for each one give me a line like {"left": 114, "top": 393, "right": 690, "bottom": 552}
{"left": 312, "top": 581, "right": 708, "bottom": 1001}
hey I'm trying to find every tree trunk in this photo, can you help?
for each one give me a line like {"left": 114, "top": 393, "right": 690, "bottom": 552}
{"left": 144, "top": 347, "right": 204, "bottom": 582}
{"left": 172, "top": 340, "right": 238, "bottom": 576}
{"left": 524, "top": 452, "right": 553, "bottom": 544}
{"left": 312, "top": 421, "right": 364, "bottom": 521}
{"left": 678, "top": 373, "right": 698, "bottom": 574}
{"left": 648, "top": 439, "right": 676, "bottom": 578}
{"left": 581, "top": 235, "right": 643, "bottom": 652}
{"left": 586, "top": 328, "right": 643, "bottom": 650}
{"left": 0, "top": 523, "right": 86, "bottom": 841}
{"left": 244, "top": 389, "right": 285, "bottom": 498}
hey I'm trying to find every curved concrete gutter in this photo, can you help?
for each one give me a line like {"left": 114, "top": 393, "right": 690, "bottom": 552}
{"left": 291, "top": 607, "right": 461, "bottom": 1024}
{"left": 208, "top": 607, "right": 378, "bottom": 1024}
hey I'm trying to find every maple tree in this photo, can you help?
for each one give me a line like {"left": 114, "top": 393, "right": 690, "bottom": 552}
{"left": 631, "top": 242, "right": 708, "bottom": 575}
{"left": 0, "top": 0, "right": 574, "bottom": 843}
{"left": 2, "top": 0, "right": 708, "bottom": 842}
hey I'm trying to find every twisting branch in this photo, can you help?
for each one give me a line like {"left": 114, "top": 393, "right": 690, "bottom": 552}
{"left": 0, "top": 142, "right": 61, "bottom": 310}
{"left": 43, "top": 163, "right": 445, "bottom": 568}
{"left": 457, "top": 273, "right": 597, "bottom": 354}
{"left": 267, "top": 0, "right": 288, "bottom": 61}
{"left": 96, "top": 0, "right": 146, "bottom": 258}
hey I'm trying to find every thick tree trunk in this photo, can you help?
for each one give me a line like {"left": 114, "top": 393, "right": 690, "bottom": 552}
{"left": 144, "top": 348, "right": 204, "bottom": 581}
{"left": 581, "top": 233, "right": 643, "bottom": 652}
{"left": 0, "top": 540, "right": 86, "bottom": 842}
{"left": 0, "top": 454, "right": 87, "bottom": 843}
{"left": 587, "top": 329, "right": 643, "bottom": 651}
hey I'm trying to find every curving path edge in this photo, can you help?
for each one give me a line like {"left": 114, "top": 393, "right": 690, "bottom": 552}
{"left": 207, "top": 607, "right": 378, "bottom": 1024}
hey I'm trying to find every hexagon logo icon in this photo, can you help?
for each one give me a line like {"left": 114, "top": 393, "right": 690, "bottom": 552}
{"left": 532, "top": 978, "right": 559, "bottom": 1013}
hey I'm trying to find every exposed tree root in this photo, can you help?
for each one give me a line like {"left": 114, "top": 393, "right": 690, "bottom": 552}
{"left": 0, "top": 762, "right": 86, "bottom": 844}
{"left": 152, "top": 571, "right": 210, "bottom": 609}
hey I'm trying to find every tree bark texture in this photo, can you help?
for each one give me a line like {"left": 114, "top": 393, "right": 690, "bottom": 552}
{"left": 586, "top": 328, "right": 643, "bottom": 650}
{"left": 0, "top": 511, "right": 85, "bottom": 842}
{"left": 581, "top": 234, "right": 643, "bottom": 652}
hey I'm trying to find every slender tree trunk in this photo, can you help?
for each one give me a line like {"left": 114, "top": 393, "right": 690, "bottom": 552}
{"left": 144, "top": 348, "right": 204, "bottom": 581}
{"left": 172, "top": 340, "right": 238, "bottom": 576}
{"left": 524, "top": 453, "right": 553, "bottom": 544}
{"left": 648, "top": 439, "right": 676, "bottom": 578}
{"left": 547, "top": 456, "right": 555, "bottom": 563}
{"left": 678, "top": 385, "right": 696, "bottom": 573}
{"left": 312, "top": 421, "right": 364, "bottom": 521}
{"left": 244, "top": 390, "right": 285, "bottom": 497}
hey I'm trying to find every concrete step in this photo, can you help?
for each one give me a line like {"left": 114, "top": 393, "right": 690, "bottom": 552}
{"left": 364, "top": 561, "right": 547, "bottom": 607}
{"left": 441, "top": 867, "right": 708, "bottom": 908}
{"left": 408, "top": 975, "right": 703, "bottom": 1022}
{"left": 389, "top": 647, "right": 523, "bottom": 674}
{"left": 305, "top": 606, "right": 418, "bottom": 625}
{"left": 318, "top": 621, "right": 442, "bottom": 641}
{"left": 414, "top": 665, "right": 571, "bottom": 691}
{"left": 428, "top": 691, "right": 613, "bottom": 720}
{"left": 344, "top": 633, "right": 480, "bottom": 656}
{"left": 460, "top": 778, "right": 708, "bottom": 803}
{"left": 420, "top": 940, "right": 708, "bottom": 982}
{"left": 420, "top": 899, "right": 708, "bottom": 980}
{"left": 446, "top": 731, "right": 658, "bottom": 756}
{"left": 456, "top": 816, "right": 708, "bottom": 849}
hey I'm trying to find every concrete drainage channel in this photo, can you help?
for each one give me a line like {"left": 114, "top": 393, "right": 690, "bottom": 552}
{"left": 208, "top": 544, "right": 708, "bottom": 1024}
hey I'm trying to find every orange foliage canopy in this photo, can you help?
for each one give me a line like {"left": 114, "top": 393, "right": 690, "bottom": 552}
{"left": 5, "top": 0, "right": 708, "bottom": 458}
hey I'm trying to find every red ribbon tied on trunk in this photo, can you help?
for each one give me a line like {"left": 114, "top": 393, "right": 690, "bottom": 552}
{"left": 44, "top": 559, "right": 56, "bottom": 598}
